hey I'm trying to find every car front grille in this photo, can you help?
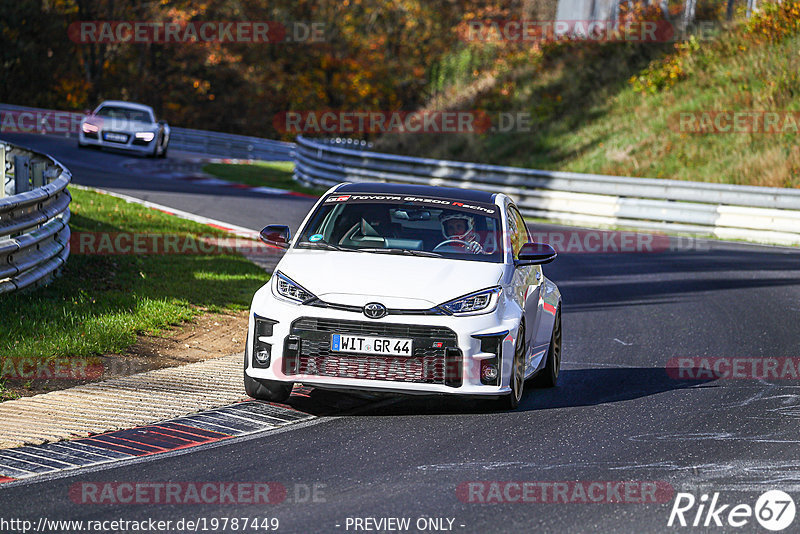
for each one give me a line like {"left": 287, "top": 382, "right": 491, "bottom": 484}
{"left": 283, "top": 317, "right": 462, "bottom": 387}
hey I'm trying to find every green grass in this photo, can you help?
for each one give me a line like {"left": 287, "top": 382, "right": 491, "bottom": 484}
{"left": 0, "top": 188, "right": 269, "bottom": 360}
{"left": 376, "top": 11, "right": 800, "bottom": 188}
{"left": 202, "top": 161, "right": 324, "bottom": 196}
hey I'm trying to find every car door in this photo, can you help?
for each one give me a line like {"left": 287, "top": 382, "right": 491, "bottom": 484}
{"left": 506, "top": 204, "right": 543, "bottom": 374}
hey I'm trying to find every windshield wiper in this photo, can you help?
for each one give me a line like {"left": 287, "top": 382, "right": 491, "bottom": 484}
{"left": 358, "top": 248, "right": 443, "bottom": 258}
{"left": 297, "top": 241, "right": 353, "bottom": 252}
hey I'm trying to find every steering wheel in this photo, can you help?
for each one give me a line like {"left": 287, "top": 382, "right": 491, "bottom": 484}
{"left": 433, "top": 239, "right": 484, "bottom": 254}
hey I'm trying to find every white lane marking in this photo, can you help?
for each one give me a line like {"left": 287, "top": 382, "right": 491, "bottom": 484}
{"left": 68, "top": 184, "right": 260, "bottom": 239}
{"left": 613, "top": 338, "right": 632, "bottom": 346}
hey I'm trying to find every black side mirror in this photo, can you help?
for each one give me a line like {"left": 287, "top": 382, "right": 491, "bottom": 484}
{"left": 158, "top": 120, "right": 167, "bottom": 126}
{"left": 516, "top": 242, "right": 557, "bottom": 266}
{"left": 260, "top": 225, "right": 291, "bottom": 249}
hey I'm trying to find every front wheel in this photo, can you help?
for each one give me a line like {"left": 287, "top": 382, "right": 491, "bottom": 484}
{"left": 496, "top": 322, "right": 526, "bottom": 411}
{"left": 532, "top": 307, "right": 561, "bottom": 388}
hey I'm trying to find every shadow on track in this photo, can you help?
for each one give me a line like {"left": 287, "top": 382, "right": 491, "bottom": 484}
{"left": 283, "top": 367, "right": 715, "bottom": 417}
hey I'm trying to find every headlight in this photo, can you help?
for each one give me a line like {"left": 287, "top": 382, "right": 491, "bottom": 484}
{"left": 272, "top": 271, "right": 316, "bottom": 303}
{"left": 135, "top": 131, "right": 155, "bottom": 142}
{"left": 439, "top": 287, "right": 501, "bottom": 316}
{"left": 82, "top": 123, "right": 99, "bottom": 133}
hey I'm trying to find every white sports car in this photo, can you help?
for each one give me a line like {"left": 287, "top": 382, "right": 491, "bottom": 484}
{"left": 78, "top": 100, "right": 170, "bottom": 158}
{"left": 245, "top": 183, "right": 562, "bottom": 409}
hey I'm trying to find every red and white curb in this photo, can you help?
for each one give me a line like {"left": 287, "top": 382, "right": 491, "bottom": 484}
{"left": 0, "top": 401, "right": 312, "bottom": 482}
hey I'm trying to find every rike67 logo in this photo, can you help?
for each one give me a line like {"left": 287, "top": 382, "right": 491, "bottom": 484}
{"left": 668, "top": 490, "right": 796, "bottom": 531}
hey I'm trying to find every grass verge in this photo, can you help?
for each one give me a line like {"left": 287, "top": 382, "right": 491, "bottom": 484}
{"left": 0, "top": 188, "right": 268, "bottom": 361}
{"left": 375, "top": 4, "right": 800, "bottom": 188}
{"left": 202, "top": 161, "right": 324, "bottom": 196}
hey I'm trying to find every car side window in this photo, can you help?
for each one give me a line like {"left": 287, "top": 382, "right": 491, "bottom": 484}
{"left": 506, "top": 205, "right": 530, "bottom": 257}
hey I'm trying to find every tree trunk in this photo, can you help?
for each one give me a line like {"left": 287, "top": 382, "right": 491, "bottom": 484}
{"left": 681, "top": 0, "right": 697, "bottom": 31}
{"left": 727, "top": 0, "right": 736, "bottom": 20}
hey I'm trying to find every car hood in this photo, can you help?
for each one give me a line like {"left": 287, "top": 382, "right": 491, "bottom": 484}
{"left": 277, "top": 249, "right": 505, "bottom": 308}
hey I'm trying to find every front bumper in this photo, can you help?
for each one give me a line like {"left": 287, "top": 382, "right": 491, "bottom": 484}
{"left": 79, "top": 130, "right": 156, "bottom": 154}
{"left": 246, "top": 286, "right": 521, "bottom": 396}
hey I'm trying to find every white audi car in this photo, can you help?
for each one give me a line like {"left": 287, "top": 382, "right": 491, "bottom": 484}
{"left": 78, "top": 100, "right": 170, "bottom": 157}
{"left": 245, "top": 183, "right": 562, "bottom": 409}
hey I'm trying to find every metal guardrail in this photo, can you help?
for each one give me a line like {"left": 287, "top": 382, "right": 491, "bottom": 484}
{"left": 0, "top": 141, "right": 71, "bottom": 294}
{"left": 168, "top": 127, "right": 293, "bottom": 161}
{"left": 293, "top": 135, "right": 800, "bottom": 246}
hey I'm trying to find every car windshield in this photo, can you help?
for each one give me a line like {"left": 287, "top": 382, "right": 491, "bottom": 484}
{"left": 95, "top": 106, "right": 153, "bottom": 123}
{"left": 297, "top": 193, "right": 504, "bottom": 263}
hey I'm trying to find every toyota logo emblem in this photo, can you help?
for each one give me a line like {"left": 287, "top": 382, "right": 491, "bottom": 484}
{"left": 363, "top": 302, "right": 387, "bottom": 319}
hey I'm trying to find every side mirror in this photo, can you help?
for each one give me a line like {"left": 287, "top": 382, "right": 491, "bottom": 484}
{"left": 83, "top": 109, "right": 92, "bottom": 115}
{"left": 516, "top": 242, "right": 557, "bottom": 266}
{"left": 259, "top": 225, "right": 291, "bottom": 249}
{"left": 158, "top": 120, "right": 167, "bottom": 126}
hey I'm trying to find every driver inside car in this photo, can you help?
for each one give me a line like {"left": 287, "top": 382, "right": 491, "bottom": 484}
{"left": 439, "top": 213, "right": 485, "bottom": 254}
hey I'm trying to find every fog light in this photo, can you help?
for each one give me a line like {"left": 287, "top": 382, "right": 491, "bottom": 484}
{"left": 481, "top": 363, "right": 498, "bottom": 381}
{"left": 252, "top": 315, "right": 278, "bottom": 369}
{"left": 254, "top": 345, "right": 271, "bottom": 365}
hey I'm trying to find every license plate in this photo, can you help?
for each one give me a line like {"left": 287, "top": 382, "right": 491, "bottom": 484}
{"left": 104, "top": 132, "right": 127, "bottom": 142}
{"left": 331, "top": 334, "right": 413, "bottom": 357}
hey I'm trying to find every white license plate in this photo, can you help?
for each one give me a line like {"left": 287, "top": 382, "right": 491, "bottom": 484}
{"left": 331, "top": 334, "right": 413, "bottom": 356}
{"left": 104, "top": 132, "right": 127, "bottom": 142}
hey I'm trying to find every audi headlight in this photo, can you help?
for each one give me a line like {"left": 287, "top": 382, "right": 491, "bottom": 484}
{"left": 82, "top": 123, "right": 99, "bottom": 133}
{"left": 439, "top": 287, "right": 501, "bottom": 316}
{"left": 135, "top": 131, "right": 155, "bottom": 142}
{"left": 272, "top": 271, "right": 316, "bottom": 303}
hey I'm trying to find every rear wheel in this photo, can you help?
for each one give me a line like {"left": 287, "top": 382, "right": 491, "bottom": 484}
{"left": 532, "top": 307, "right": 561, "bottom": 388}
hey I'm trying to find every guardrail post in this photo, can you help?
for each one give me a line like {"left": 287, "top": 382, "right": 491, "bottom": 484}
{"left": 32, "top": 161, "right": 45, "bottom": 188}
{"left": 14, "top": 155, "right": 30, "bottom": 194}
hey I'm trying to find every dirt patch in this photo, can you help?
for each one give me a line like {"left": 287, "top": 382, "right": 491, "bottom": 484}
{"left": 2, "top": 310, "right": 248, "bottom": 400}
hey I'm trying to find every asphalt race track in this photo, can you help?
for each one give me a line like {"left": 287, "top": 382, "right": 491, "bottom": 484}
{"left": 2, "top": 133, "right": 800, "bottom": 533}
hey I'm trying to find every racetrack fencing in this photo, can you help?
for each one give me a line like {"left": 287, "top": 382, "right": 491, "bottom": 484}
{"left": 0, "top": 103, "right": 292, "bottom": 161}
{"left": 0, "top": 141, "right": 71, "bottom": 294}
{"left": 3, "top": 101, "right": 799, "bottom": 247}
{"left": 293, "top": 135, "right": 800, "bottom": 247}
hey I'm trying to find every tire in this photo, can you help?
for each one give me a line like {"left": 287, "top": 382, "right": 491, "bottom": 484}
{"left": 496, "top": 322, "right": 526, "bottom": 410}
{"left": 150, "top": 134, "right": 161, "bottom": 158}
{"left": 242, "top": 335, "right": 293, "bottom": 402}
{"left": 244, "top": 371, "right": 292, "bottom": 402}
{"left": 532, "top": 307, "right": 561, "bottom": 388}
{"left": 158, "top": 143, "right": 168, "bottom": 159}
